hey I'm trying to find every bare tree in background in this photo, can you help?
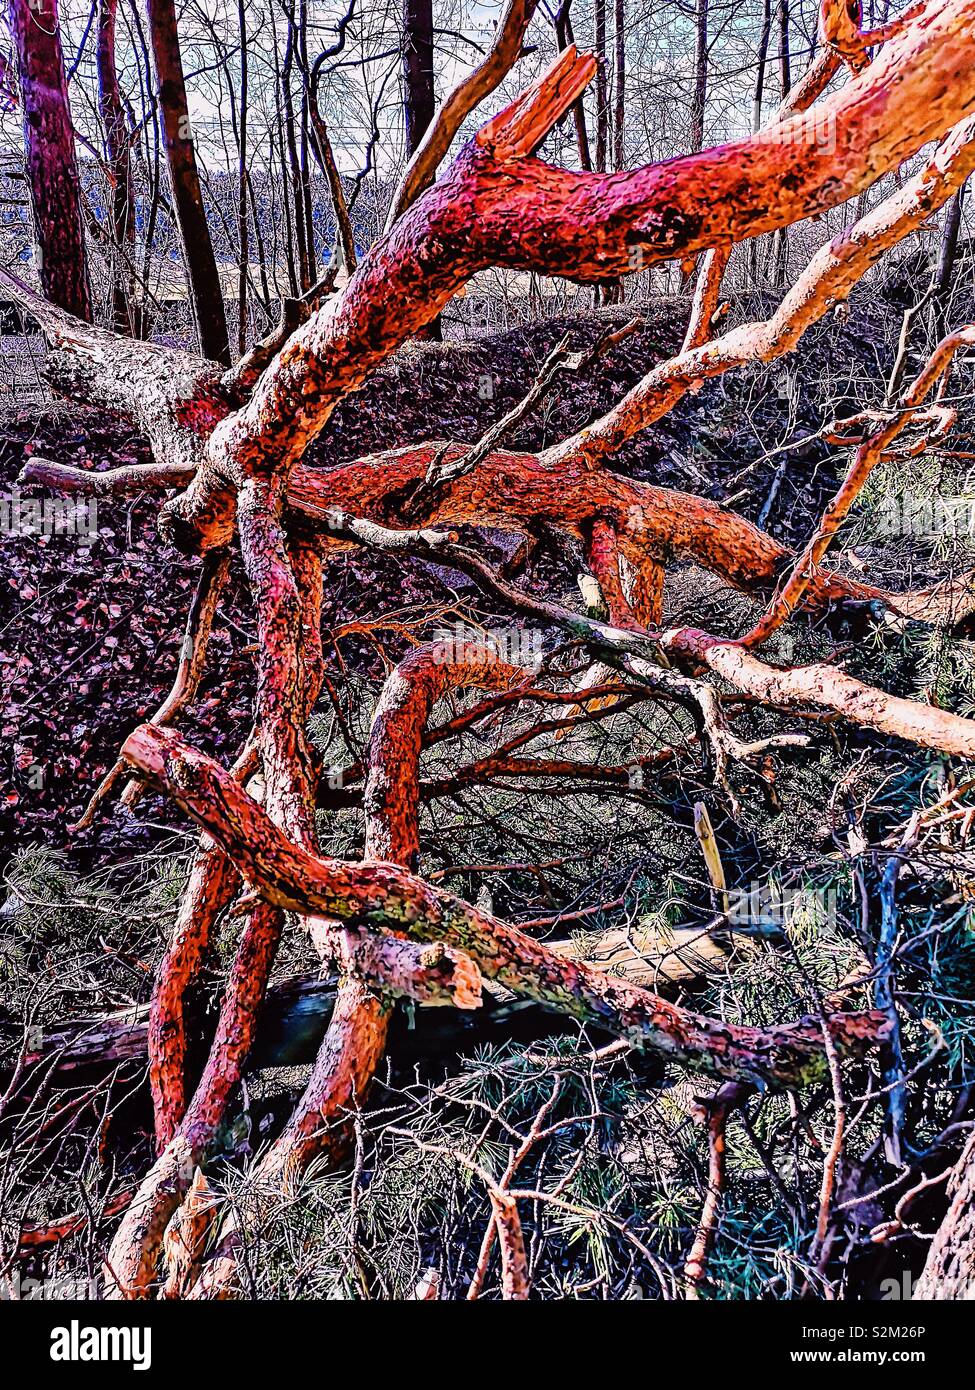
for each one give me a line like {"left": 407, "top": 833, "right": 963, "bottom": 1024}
{"left": 771, "top": 0, "right": 793, "bottom": 286}
{"left": 749, "top": 0, "right": 774, "bottom": 284}
{"left": 554, "top": 0, "right": 592, "bottom": 169}
{"left": 96, "top": 0, "right": 138, "bottom": 332}
{"left": 690, "top": 0, "right": 709, "bottom": 153}
{"left": 7, "top": 0, "right": 91, "bottom": 320}
{"left": 933, "top": 182, "right": 968, "bottom": 338}
{"left": 613, "top": 0, "right": 625, "bottom": 169}
{"left": 594, "top": 0, "right": 607, "bottom": 170}
{"left": 147, "top": 0, "right": 230, "bottom": 362}
{"left": 402, "top": 0, "right": 436, "bottom": 155}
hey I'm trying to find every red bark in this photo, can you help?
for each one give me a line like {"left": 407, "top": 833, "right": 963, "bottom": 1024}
{"left": 8, "top": 0, "right": 91, "bottom": 319}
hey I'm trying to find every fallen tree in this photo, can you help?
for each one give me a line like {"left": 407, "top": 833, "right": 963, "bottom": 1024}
{"left": 5, "top": 0, "right": 975, "bottom": 1299}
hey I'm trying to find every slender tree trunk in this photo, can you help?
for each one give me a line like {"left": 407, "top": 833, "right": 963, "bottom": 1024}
{"left": 97, "top": 0, "right": 137, "bottom": 333}
{"left": 555, "top": 0, "right": 592, "bottom": 171}
{"left": 402, "top": 0, "right": 440, "bottom": 337}
{"left": 282, "top": 12, "right": 311, "bottom": 293}
{"left": 749, "top": 0, "right": 773, "bottom": 286}
{"left": 751, "top": 0, "right": 773, "bottom": 136}
{"left": 681, "top": 0, "right": 711, "bottom": 296}
{"left": 777, "top": 0, "right": 792, "bottom": 96}
{"left": 270, "top": 21, "right": 298, "bottom": 297}
{"left": 594, "top": 0, "right": 608, "bottom": 172}
{"left": 9, "top": 0, "right": 91, "bottom": 320}
{"left": 402, "top": 0, "right": 435, "bottom": 157}
{"left": 592, "top": 0, "right": 610, "bottom": 302}
{"left": 236, "top": 0, "right": 249, "bottom": 356}
{"left": 772, "top": 0, "right": 792, "bottom": 286}
{"left": 126, "top": 0, "right": 161, "bottom": 328}
{"left": 298, "top": 0, "right": 316, "bottom": 285}
{"left": 147, "top": 0, "right": 229, "bottom": 363}
{"left": 613, "top": 0, "right": 625, "bottom": 171}
{"left": 932, "top": 181, "right": 967, "bottom": 338}
{"left": 690, "top": 0, "right": 709, "bottom": 153}
{"left": 308, "top": 83, "right": 358, "bottom": 275}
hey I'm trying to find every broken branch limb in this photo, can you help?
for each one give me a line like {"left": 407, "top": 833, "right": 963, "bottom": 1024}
{"left": 664, "top": 628, "right": 975, "bottom": 760}
{"left": 543, "top": 108, "right": 975, "bottom": 473}
{"left": 384, "top": 0, "right": 539, "bottom": 230}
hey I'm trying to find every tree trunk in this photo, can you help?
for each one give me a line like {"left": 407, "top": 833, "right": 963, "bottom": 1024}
{"left": 613, "top": 0, "right": 625, "bottom": 170}
{"left": 147, "top": 0, "right": 230, "bottom": 363}
{"left": 772, "top": 0, "right": 793, "bottom": 285}
{"left": 594, "top": 0, "right": 608, "bottom": 171}
{"left": 12, "top": 971, "right": 584, "bottom": 1084}
{"left": 97, "top": 0, "right": 137, "bottom": 334}
{"left": 282, "top": 5, "right": 313, "bottom": 293}
{"left": 271, "top": 21, "right": 299, "bottom": 297}
{"left": 236, "top": 0, "right": 249, "bottom": 357}
{"left": 691, "top": 0, "right": 709, "bottom": 153}
{"left": 777, "top": 0, "right": 792, "bottom": 95}
{"left": 749, "top": 0, "right": 774, "bottom": 285}
{"left": 402, "top": 0, "right": 436, "bottom": 156}
{"left": 932, "top": 181, "right": 967, "bottom": 338}
{"left": 8, "top": 0, "right": 91, "bottom": 320}
{"left": 555, "top": 0, "right": 592, "bottom": 170}
{"left": 402, "top": 0, "right": 441, "bottom": 337}
{"left": 298, "top": 0, "right": 316, "bottom": 287}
